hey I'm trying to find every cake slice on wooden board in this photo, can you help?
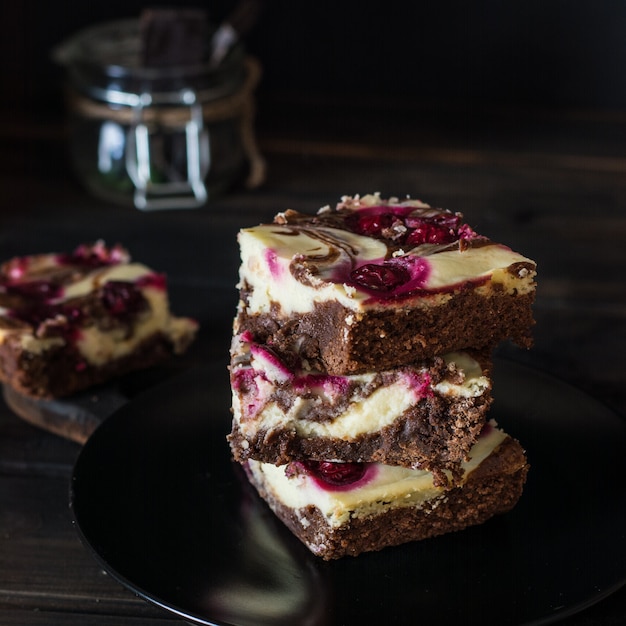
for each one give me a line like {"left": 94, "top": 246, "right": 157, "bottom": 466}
{"left": 0, "top": 241, "right": 198, "bottom": 399}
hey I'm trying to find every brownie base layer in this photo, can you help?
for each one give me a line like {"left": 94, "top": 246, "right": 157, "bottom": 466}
{"left": 0, "top": 332, "right": 190, "bottom": 399}
{"left": 229, "top": 391, "right": 491, "bottom": 487}
{"left": 236, "top": 286, "right": 535, "bottom": 375}
{"left": 245, "top": 436, "right": 528, "bottom": 560}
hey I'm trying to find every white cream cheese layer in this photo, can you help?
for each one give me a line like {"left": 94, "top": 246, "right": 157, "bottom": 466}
{"left": 234, "top": 379, "right": 415, "bottom": 440}
{"left": 417, "top": 246, "right": 535, "bottom": 294}
{"left": 232, "top": 345, "right": 490, "bottom": 441}
{"left": 76, "top": 285, "right": 168, "bottom": 366}
{"left": 61, "top": 263, "right": 153, "bottom": 301}
{"left": 238, "top": 225, "right": 535, "bottom": 316}
{"left": 238, "top": 226, "right": 384, "bottom": 316}
{"left": 433, "top": 352, "right": 490, "bottom": 398}
{"left": 248, "top": 424, "right": 507, "bottom": 527}
{"left": 16, "top": 334, "right": 65, "bottom": 355}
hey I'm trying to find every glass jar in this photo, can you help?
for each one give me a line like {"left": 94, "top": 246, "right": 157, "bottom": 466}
{"left": 54, "top": 18, "right": 265, "bottom": 210}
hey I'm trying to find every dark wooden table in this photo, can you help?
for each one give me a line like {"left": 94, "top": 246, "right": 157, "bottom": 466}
{"left": 0, "top": 95, "right": 625, "bottom": 625}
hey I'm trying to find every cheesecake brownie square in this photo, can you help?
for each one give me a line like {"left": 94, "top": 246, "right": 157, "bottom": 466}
{"left": 244, "top": 422, "right": 529, "bottom": 560}
{"left": 229, "top": 330, "right": 493, "bottom": 486}
{"left": 234, "top": 193, "right": 536, "bottom": 374}
{"left": 0, "top": 241, "right": 198, "bottom": 398}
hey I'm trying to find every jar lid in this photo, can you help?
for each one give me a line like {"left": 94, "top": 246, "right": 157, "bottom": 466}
{"left": 53, "top": 17, "right": 247, "bottom": 102}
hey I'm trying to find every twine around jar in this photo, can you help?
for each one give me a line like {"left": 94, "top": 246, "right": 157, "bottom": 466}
{"left": 66, "top": 57, "right": 266, "bottom": 189}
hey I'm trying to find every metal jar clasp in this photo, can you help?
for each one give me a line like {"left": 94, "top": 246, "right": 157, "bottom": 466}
{"left": 125, "top": 88, "right": 210, "bottom": 210}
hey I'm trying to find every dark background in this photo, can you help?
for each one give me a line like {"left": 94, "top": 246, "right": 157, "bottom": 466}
{"left": 2, "top": 0, "right": 626, "bottom": 116}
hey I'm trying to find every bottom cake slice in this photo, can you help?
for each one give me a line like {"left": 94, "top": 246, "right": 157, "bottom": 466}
{"left": 243, "top": 422, "right": 528, "bottom": 560}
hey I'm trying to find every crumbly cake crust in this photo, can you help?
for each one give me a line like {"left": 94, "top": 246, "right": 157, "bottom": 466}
{"left": 236, "top": 284, "right": 535, "bottom": 374}
{"left": 245, "top": 436, "right": 528, "bottom": 560}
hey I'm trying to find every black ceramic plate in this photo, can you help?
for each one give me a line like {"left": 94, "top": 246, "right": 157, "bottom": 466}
{"left": 70, "top": 359, "right": 626, "bottom": 626}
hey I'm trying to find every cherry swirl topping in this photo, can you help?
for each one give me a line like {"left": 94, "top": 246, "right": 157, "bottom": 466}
{"left": 345, "top": 204, "right": 473, "bottom": 247}
{"left": 349, "top": 263, "right": 409, "bottom": 292}
{"left": 283, "top": 203, "right": 481, "bottom": 301}
{"left": 2, "top": 279, "right": 63, "bottom": 300}
{"left": 100, "top": 280, "right": 149, "bottom": 320}
{"left": 0, "top": 243, "right": 160, "bottom": 339}
{"left": 347, "top": 256, "right": 429, "bottom": 295}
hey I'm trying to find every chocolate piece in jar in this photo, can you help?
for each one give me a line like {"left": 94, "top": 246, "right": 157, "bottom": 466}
{"left": 139, "top": 8, "right": 210, "bottom": 67}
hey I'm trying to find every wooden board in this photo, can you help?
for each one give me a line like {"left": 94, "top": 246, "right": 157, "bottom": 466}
{"left": 2, "top": 384, "right": 128, "bottom": 444}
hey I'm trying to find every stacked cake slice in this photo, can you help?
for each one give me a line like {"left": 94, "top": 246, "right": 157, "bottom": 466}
{"left": 228, "top": 193, "right": 536, "bottom": 560}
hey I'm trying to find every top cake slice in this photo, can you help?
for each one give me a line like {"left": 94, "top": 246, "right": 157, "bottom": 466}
{"left": 235, "top": 193, "right": 536, "bottom": 375}
{"left": 0, "top": 241, "right": 198, "bottom": 398}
